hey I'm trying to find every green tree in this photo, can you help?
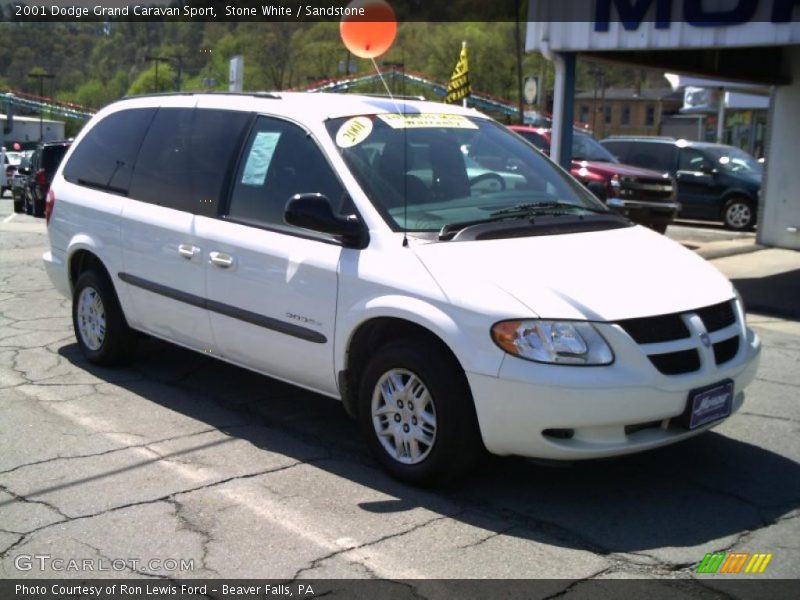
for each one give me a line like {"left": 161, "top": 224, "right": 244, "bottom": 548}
{"left": 128, "top": 63, "right": 177, "bottom": 96}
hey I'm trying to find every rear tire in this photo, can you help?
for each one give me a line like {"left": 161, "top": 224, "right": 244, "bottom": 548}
{"left": 357, "top": 339, "right": 484, "bottom": 486}
{"left": 72, "top": 269, "right": 137, "bottom": 366}
{"left": 13, "top": 198, "right": 23, "bottom": 213}
{"left": 722, "top": 197, "right": 756, "bottom": 231}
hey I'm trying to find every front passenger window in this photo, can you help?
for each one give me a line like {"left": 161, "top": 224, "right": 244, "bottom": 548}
{"left": 679, "top": 149, "right": 711, "bottom": 173}
{"left": 227, "top": 117, "right": 347, "bottom": 231}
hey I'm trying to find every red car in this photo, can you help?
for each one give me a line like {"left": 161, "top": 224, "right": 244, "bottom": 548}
{"left": 508, "top": 126, "right": 680, "bottom": 233}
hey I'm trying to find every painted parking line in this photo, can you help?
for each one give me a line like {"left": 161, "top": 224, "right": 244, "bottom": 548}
{"left": 2, "top": 214, "right": 16, "bottom": 223}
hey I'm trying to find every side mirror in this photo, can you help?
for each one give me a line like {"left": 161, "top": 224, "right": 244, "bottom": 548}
{"left": 284, "top": 193, "right": 367, "bottom": 248}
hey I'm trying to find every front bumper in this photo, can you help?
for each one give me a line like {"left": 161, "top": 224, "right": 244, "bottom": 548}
{"left": 467, "top": 326, "right": 761, "bottom": 460}
{"left": 606, "top": 198, "right": 681, "bottom": 221}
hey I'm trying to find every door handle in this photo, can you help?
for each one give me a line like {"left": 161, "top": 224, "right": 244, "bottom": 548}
{"left": 209, "top": 251, "right": 234, "bottom": 268}
{"left": 178, "top": 244, "right": 198, "bottom": 259}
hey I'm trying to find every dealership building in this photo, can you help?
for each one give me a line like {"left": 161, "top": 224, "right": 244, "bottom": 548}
{"left": 527, "top": 1, "right": 800, "bottom": 250}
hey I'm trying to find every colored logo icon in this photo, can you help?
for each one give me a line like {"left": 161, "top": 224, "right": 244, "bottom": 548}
{"left": 696, "top": 552, "right": 773, "bottom": 574}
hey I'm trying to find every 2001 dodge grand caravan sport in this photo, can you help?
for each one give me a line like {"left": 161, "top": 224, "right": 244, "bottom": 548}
{"left": 43, "top": 93, "right": 761, "bottom": 485}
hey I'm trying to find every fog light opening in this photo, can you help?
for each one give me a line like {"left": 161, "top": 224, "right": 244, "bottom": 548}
{"left": 543, "top": 428, "right": 575, "bottom": 440}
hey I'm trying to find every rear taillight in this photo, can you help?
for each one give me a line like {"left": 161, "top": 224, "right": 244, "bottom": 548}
{"left": 45, "top": 189, "right": 55, "bottom": 225}
{"left": 5, "top": 166, "right": 12, "bottom": 178}
{"left": 35, "top": 169, "right": 47, "bottom": 187}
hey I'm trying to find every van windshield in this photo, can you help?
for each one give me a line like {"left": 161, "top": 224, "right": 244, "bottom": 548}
{"left": 326, "top": 114, "right": 608, "bottom": 232}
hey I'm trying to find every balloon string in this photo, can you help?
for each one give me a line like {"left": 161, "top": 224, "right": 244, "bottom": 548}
{"left": 370, "top": 56, "right": 402, "bottom": 115}
{"left": 370, "top": 56, "right": 408, "bottom": 245}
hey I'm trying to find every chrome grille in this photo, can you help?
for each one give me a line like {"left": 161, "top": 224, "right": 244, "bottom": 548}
{"left": 617, "top": 177, "right": 673, "bottom": 203}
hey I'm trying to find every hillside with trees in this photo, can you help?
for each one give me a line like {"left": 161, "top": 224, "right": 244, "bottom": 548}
{"left": 0, "top": 21, "right": 664, "bottom": 115}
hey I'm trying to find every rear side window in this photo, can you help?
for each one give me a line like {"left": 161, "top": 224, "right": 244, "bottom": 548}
{"left": 128, "top": 108, "right": 250, "bottom": 217}
{"left": 63, "top": 108, "right": 156, "bottom": 193}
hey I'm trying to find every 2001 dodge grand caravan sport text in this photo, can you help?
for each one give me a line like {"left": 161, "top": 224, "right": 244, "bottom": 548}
{"left": 43, "top": 93, "right": 761, "bottom": 485}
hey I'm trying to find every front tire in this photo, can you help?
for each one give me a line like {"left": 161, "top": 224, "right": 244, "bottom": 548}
{"left": 72, "top": 270, "right": 137, "bottom": 366}
{"left": 722, "top": 197, "right": 756, "bottom": 231}
{"left": 357, "top": 339, "right": 483, "bottom": 486}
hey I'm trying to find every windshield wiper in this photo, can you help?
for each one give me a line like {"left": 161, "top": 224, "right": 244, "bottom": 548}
{"left": 438, "top": 202, "right": 613, "bottom": 241}
{"left": 490, "top": 201, "right": 610, "bottom": 217}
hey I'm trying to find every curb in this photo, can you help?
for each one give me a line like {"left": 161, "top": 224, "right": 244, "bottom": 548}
{"left": 693, "top": 243, "right": 764, "bottom": 261}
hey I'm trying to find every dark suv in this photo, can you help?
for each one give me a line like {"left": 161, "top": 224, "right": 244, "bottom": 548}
{"left": 509, "top": 126, "right": 679, "bottom": 233}
{"left": 23, "top": 141, "right": 71, "bottom": 217}
{"left": 600, "top": 137, "right": 761, "bottom": 230}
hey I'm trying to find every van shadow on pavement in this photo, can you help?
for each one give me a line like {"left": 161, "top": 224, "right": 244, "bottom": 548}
{"left": 733, "top": 268, "right": 800, "bottom": 320}
{"left": 55, "top": 338, "right": 799, "bottom": 558}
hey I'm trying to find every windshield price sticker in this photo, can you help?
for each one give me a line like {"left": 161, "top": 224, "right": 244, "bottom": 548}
{"left": 378, "top": 114, "right": 479, "bottom": 130}
{"left": 336, "top": 117, "right": 374, "bottom": 148}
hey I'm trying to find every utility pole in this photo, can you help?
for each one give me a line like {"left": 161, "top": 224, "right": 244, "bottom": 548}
{"left": 173, "top": 54, "right": 184, "bottom": 92}
{"left": 145, "top": 56, "right": 170, "bottom": 93}
{"left": 27, "top": 71, "right": 55, "bottom": 143}
{"left": 515, "top": 0, "right": 525, "bottom": 124}
{"left": 588, "top": 63, "right": 604, "bottom": 135}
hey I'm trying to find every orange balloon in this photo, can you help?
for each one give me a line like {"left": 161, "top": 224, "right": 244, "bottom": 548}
{"left": 340, "top": 0, "right": 397, "bottom": 59}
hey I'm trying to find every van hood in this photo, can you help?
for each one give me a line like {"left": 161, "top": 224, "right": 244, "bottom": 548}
{"left": 412, "top": 225, "right": 735, "bottom": 321}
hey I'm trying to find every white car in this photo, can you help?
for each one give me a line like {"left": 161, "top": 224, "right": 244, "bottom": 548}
{"left": 43, "top": 93, "right": 760, "bottom": 485}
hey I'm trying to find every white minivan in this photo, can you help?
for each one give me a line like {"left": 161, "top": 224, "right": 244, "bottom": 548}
{"left": 43, "top": 93, "right": 760, "bottom": 485}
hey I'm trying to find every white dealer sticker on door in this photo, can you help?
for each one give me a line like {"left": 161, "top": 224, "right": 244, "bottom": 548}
{"left": 241, "top": 131, "right": 282, "bottom": 186}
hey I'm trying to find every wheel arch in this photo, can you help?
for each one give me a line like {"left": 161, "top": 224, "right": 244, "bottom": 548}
{"left": 338, "top": 312, "right": 473, "bottom": 420}
{"left": 67, "top": 241, "right": 112, "bottom": 293}
{"left": 719, "top": 188, "right": 758, "bottom": 216}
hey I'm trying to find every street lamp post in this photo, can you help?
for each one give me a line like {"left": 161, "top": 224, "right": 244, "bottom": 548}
{"left": 382, "top": 61, "right": 404, "bottom": 96}
{"left": 27, "top": 71, "right": 55, "bottom": 142}
{"left": 145, "top": 56, "right": 170, "bottom": 93}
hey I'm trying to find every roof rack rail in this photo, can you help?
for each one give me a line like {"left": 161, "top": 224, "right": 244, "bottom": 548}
{"left": 603, "top": 135, "right": 676, "bottom": 141}
{"left": 123, "top": 91, "right": 281, "bottom": 100}
{"left": 351, "top": 92, "right": 427, "bottom": 101}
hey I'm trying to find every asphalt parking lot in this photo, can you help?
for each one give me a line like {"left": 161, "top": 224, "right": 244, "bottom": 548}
{"left": 1, "top": 200, "right": 798, "bottom": 589}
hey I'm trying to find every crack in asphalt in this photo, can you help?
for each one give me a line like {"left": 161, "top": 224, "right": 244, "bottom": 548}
{"left": 0, "top": 427, "right": 229, "bottom": 476}
{"left": 167, "top": 497, "right": 220, "bottom": 577}
{"left": 754, "top": 376, "right": 800, "bottom": 390}
{"left": 0, "top": 459, "right": 321, "bottom": 561}
{"left": 288, "top": 511, "right": 466, "bottom": 581}
{"left": 0, "top": 483, "right": 71, "bottom": 521}
{"left": 739, "top": 410, "right": 797, "bottom": 423}
{"left": 543, "top": 565, "right": 618, "bottom": 599}
{"left": 456, "top": 524, "right": 516, "bottom": 550}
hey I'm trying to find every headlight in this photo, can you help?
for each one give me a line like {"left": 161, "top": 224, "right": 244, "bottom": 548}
{"left": 491, "top": 320, "right": 614, "bottom": 365}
